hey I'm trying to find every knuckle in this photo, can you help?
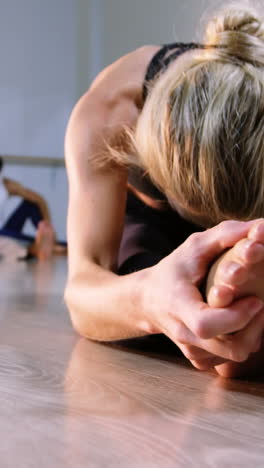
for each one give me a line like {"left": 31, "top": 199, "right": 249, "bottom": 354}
{"left": 170, "top": 321, "right": 185, "bottom": 343}
{"left": 191, "top": 359, "right": 212, "bottom": 371}
{"left": 228, "top": 309, "right": 250, "bottom": 331}
{"left": 181, "top": 346, "right": 198, "bottom": 361}
{"left": 229, "top": 343, "right": 249, "bottom": 363}
{"left": 192, "top": 319, "right": 210, "bottom": 339}
{"left": 219, "top": 220, "right": 239, "bottom": 231}
{"left": 219, "top": 220, "right": 232, "bottom": 230}
{"left": 187, "top": 232, "right": 202, "bottom": 248}
{"left": 229, "top": 311, "right": 244, "bottom": 329}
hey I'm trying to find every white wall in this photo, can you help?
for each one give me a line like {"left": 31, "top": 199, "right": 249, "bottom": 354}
{"left": 92, "top": 0, "right": 216, "bottom": 70}
{"left": 0, "top": 0, "right": 79, "bottom": 158}
{"left": 0, "top": 0, "right": 83, "bottom": 240}
{"left": 0, "top": 0, "right": 223, "bottom": 241}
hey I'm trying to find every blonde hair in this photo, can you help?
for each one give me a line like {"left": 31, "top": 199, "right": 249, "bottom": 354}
{"left": 111, "top": 2, "right": 264, "bottom": 227}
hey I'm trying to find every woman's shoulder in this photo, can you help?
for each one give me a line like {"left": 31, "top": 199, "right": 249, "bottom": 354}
{"left": 65, "top": 45, "right": 162, "bottom": 167}
{"left": 89, "top": 45, "right": 161, "bottom": 108}
{"left": 123, "top": 45, "right": 162, "bottom": 69}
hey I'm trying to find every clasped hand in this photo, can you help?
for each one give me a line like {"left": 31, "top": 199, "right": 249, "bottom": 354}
{"left": 140, "top": 220, "right": 264, "bottom": 371}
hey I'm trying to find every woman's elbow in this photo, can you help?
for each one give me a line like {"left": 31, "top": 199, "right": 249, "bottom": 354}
{"left": 64, "top": 283, "right": 105, "bottom": 341}
{"left": 64, "top": 283, "right": 92, "bottom": 339}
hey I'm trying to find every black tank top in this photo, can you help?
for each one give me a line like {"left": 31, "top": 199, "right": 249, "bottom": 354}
{"left": 128, "top": 42, "right": 202, "bottom": 201}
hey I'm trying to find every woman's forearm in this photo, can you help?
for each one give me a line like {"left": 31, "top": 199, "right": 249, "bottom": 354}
{"left": 64, "top": 262, "right": 151, "bottom": 341}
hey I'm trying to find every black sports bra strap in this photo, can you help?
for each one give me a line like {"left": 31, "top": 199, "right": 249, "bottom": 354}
{"left": 142, "top": 42, "right": 204, "bottom": 100}
{"left": 142, "top": 46, "right": 170, "bottom": 97}
{"left": 162, "top": 42, "right": 204, "bottom": 67}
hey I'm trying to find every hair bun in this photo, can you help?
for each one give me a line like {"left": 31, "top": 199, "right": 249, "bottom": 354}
{"left": 205, "top": 3, "right": 264, "bottom": 45}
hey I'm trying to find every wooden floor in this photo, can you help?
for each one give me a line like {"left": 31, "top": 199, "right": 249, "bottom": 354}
{"left": 1, "top": 258, "right": 264, "bottom": 468}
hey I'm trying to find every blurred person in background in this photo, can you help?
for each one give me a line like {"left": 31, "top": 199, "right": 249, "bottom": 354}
{"left": 0, "top": 156, "right": 66, "bottom": 260}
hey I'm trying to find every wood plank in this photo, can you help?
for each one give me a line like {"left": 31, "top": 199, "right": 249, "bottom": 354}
{"left": 0, "top": 257, "right": 264, "bottom": 467}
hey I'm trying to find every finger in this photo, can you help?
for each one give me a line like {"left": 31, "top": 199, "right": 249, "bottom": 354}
{"left": 212, "top": 259, "right": 249, "bottom": 287}
{"left": 176, "top": 342, "right": 218, "bottom": 361}
{"left": 161, "top": 316, "right": 236, "bottom": 363}
{"left": 190, "top": 357, "right": 229, "bottom": 371}
{"left": 220, "top": 310, "right": 264, "bottom": 361}
{"left": 175, "top": 282, "right": 263, "bottom": 339}
{"left": 207, "top": 284, "right": 235, "bottom": 308}
{"left": 248, "top": 220, "right": 264, "bottom": 243}
{"left": 177, "top": 342, "right": 230, "bottom": 369}
{"left": 162, "top": 302, "right": 264, "bottom": 362}
{"left": 176, "top": 341, "right": 229, "bottom": 370}
{"left": 232, "top": 238, "right": 264, "bottom": 264}
{"left": 180, "top": 219, "right": 264, "bottom": 278}
{"left": 194, "top": 312, "right": 264, "bottom": 363}
{"left": 161, "top": 321, "right": 227, "bottom": 365}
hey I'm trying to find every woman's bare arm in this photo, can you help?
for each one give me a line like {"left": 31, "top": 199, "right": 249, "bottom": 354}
{"left": 65, "top": 46, "right": 160, "bottom": 340}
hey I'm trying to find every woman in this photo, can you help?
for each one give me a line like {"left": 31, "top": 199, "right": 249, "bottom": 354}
{"left": 65, "top": 3, "right": 264, "bottom": 378}
{"left": 0, "top": 157, "right": 67, "bottom": 260}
